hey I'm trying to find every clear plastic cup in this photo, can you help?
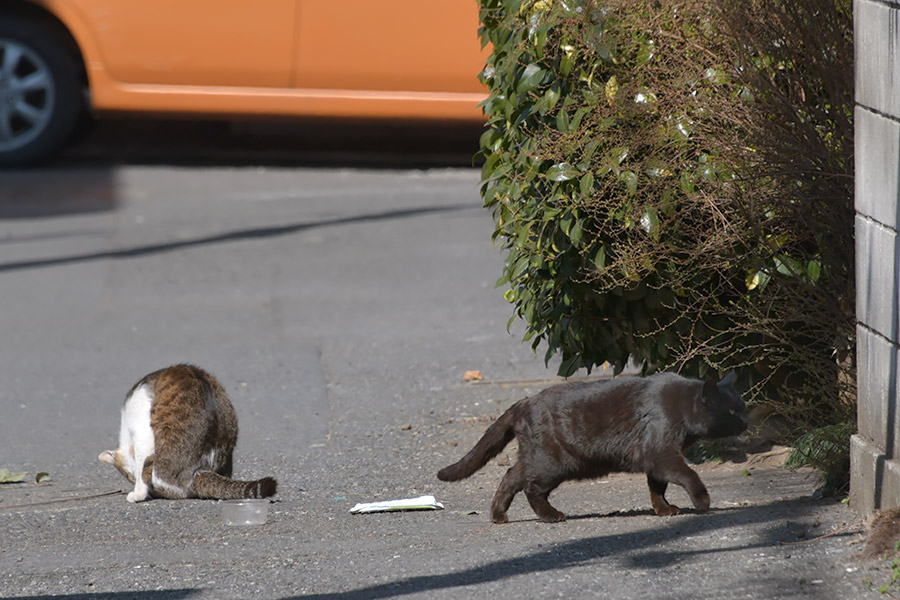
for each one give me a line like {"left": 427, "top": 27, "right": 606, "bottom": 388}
{"left": 220, "top": 498, "right": 269, "bottom": 526}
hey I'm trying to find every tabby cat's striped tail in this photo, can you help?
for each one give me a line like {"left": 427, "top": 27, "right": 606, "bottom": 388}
{"left": 191, "top": 472, "right": 277, "bottom": 500}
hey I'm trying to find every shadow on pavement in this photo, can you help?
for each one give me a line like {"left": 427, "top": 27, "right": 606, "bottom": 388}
{"left": 60, "top": 117, "right": 484, "bottom": 170}
{"left": 5, "top": 590, "right": 200, "bottom": 600}
{"left": 0, "top": 203, "right": 474, "bottom": 274}
{"left": 286, "top": 497, "right": 849, "bottom": 600}
{"left": 0, "top": 117, "right": 481, "bottom": 221}
{"left": 0, "top": 167, "right": 118, "bottom": 219}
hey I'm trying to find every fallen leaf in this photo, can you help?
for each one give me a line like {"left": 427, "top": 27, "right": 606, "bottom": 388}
{"left": 0, "top": 468, "right": 26, "bottom": 483}
{"left": 400, "top": 423, "right": 412, "bottom": 431}
{"left": 462, "top": 370, "right": 483, "bottom": 382}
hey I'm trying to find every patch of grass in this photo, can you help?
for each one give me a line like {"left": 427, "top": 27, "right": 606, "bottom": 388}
{"left": 878, "top": 544, "right": 900, "bottom": 594}
{"left": 785, "top": 422, "right": 852, "bottom": 495}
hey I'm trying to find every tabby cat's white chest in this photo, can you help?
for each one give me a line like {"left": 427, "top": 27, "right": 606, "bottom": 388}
{"left": 120, "top": 384, "right": 155, "bottom": 481}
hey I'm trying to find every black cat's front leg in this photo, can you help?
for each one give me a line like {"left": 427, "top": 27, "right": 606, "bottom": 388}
{"left": 647, "top": 474, "right": 679, "bottom": 516}
{"left": 652, "top": 453, "right": 710, "bottom": 514}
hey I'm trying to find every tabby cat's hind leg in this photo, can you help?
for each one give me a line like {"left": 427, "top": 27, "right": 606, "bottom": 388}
{"left": 491, "top": 462, "right": 525, "bottom": 524}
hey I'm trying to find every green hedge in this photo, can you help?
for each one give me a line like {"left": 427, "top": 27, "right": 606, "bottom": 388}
{"left": 477, "top": 0, "right": 855, "bottom": 477}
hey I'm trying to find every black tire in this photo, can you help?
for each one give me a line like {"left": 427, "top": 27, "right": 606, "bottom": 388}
{"left": 0, "top": 16, "right": 83, "bottom": 167}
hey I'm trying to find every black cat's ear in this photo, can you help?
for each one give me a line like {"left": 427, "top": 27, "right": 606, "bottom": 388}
{"left": 719, "top": 370, "right": 737, "bottom": 388}
{"left": 702, "top": 377, "right": 718, "bottom": 400}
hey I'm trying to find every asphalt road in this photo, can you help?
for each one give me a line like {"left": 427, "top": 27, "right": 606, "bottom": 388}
{"left": 0, "top": 133, "right": 889, "bottom": 599}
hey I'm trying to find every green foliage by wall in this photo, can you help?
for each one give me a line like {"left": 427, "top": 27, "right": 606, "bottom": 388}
{"left": 477, "top": 0, "right": 855, "bottom": 460}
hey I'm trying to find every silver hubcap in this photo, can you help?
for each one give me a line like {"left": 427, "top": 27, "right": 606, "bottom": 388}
{"left": 0, "top": 39, "right": 55, "bottom": 152}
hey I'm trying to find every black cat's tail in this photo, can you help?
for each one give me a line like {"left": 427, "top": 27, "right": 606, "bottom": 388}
{"left": 191, "top": 472, "right": 278, "bottom": 500}
{"left": 437, "top": 405, "right": 518, "bottom": 481}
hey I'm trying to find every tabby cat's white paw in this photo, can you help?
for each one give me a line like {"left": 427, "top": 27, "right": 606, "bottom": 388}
{"left": 127, "top": 490, "right": 148, "bottom": 503}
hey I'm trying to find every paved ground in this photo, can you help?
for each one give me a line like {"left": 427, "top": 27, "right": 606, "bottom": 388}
{"left": 0, "top": 140, "right": 890, "bottom": 599}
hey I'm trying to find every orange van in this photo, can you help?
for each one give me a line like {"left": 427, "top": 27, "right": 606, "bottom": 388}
{"left": 0, "top": 0, "right": 488, "bottom": 165}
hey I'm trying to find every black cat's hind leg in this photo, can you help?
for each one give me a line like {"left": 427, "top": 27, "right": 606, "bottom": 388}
{"left": 647, "top": 474, "right": 679, "bottom": 516}
{"left": 491, "top": 462, "right": 525, "bottom": 524}
{"left": 523, "top": 479, "right": 566, "bottom": 523}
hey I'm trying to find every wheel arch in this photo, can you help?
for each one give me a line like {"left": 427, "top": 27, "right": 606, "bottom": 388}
{"left": 2, "top": 1, "right": 93, "bottom": 101}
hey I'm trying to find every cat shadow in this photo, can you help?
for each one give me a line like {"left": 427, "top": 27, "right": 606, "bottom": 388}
{"left": 284, "top": 498, "right": 845, "bottom": 600}
{"left": 509, "top": 505, "right": 729, "bottom": 524}
{"left": 505, "top": 509, "right": 653, "bottom": 524}
{"left": 570, "top": 508, "right": 661, "bottom": 520}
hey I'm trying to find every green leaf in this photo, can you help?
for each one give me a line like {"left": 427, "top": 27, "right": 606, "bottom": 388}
{"left": 479, "top": 128, "right": 502, "bottom": 152}
{"left": 637, "top": 38, "right": 656, "bottom": 65}
{"left": 35, "top": 472, "right": 50, "bottom": 484}
{"left": 517, "top": 64, "right": 545, "bottom": 94}
{"left": 610, "top": 146, "right": 629, "bottom": 165}
{"left": 558, "top": 354, "right": 583, "bottom": 377}
{"left": 560, "top": 211, "right": 575, "bottom": 236}
{"left": 509, "top": 255, "right": 529, "bottom": 281}
{"left": 569, "top": 219, "right": 585, "bottom": 246}
{"left": 591, "top": 245, "right": 607, "bottom": 270}
{"left": 806, "top": 260, "right": 822, "bottom": 283}
{"left": 546, "top": 162, "right": 579, "bottom": 182}
{"left": 0, "top": 468, "right": 26, "bottom": 483}
{"left": 569, "top": 106, "right": 590, "bottom": 130}
{"left": 698, "top": 164, "right": 717, "bottom": 182}
{"left": 680, "top": 172, "right": 696, "bottom": 195}
{"left": 620, "top": 170, "right": 638, "bottom": 194}
{"left": 774, "top": 254, "right": 803, "bottom": 277}
{"left": 579, "top": 172, "right": 594, "bottom": 198}
{"left": 515, "top": 220, "right": 533, "bottom": 248}
{"left": 532, "top": 24, "right": 549, "bottom": 57}
{"left": 560, "top": 51, "right": 575, "bottom": 77}
{"left": 745, "top": 269, "right": 771, "bottom": 291}
{"left": 480, "top": 151, "right": 501, "bottom": 181}
{"left": 543, "top": 84, "right": 561, "bottom": 113}
{"left": 640, "top": 208, "right": 660, "bottom": 241}
{"left": 704, "top": 67, "right": 729, "bottom": 85}
{"left": 556, "top": 109, "right": 570, "bottom": 132}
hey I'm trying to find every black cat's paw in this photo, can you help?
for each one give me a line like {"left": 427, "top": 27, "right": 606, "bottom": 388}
{"left": 539, "top": 510, "right": 566, "bottom": 523}
{"left": 491, "top": 511, "right": 509, "bottom": 524}
{"left": 692, "top": 492, "right": 711, "bottom": 513}
{"left": 654, "top": 504, "right": 680, "bottom": 517}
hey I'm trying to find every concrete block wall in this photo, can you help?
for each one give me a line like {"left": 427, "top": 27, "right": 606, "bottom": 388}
{"left": 850, "top": 0, "right": 900, "bottom": 517}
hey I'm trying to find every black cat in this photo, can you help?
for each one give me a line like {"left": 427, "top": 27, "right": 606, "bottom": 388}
{"left": 438, "top": 372, "right": 746, "bottom": 523}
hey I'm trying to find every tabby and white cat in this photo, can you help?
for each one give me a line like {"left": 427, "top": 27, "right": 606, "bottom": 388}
{"left": 99, "top": 364, "right": 277, "bottom": 502}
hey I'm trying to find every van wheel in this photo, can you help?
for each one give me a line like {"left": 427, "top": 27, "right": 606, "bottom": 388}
{"left": 0, "top": 16, "right": 82, "bottom": 167}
